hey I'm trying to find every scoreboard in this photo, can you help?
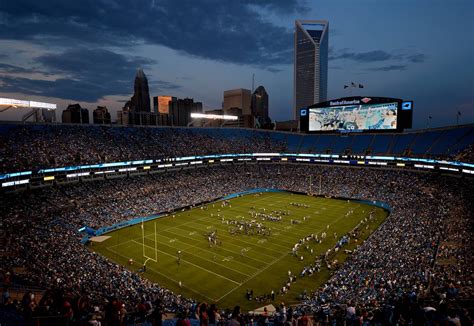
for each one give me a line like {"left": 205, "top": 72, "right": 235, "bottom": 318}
{"left": 300, "top": 96, "right": 413, "bottom": 133}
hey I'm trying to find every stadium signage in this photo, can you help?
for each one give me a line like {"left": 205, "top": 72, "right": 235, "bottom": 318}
{"left": 300, "top": 96, "right": 412, "bottom": 133}
{"left": 329, "top": 99, "right": 360, "bottom": 106}
{"left": 2, "top": 153, "right": 473, "bottom": 188}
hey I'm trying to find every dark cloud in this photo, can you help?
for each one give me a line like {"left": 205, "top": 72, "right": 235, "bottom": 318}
{"left": 36, "top": 49, "right": 154, "bottom": 80}
{"left": 266, "top": 67, "right": 283, "bottom": 73}
{"left": 329, "top": 48, "right": 427, "bottom": 70}
{"left": 243, "top": 0, "right": 309, "bottom": 15}
{"left": 0, "top": 63, "right": 32, "bottom": 74}
{"left": 0, "top": 48, "right": 177, "bottom": 102}
{"left": 0, "top": 0, "right": 306, "bottom": 66}
{"left": 405, "top": 53, "right": 427, "bottom": 63}
{"left": 0, "top": 76, "right": 117, "bottom": 101}
{"left": 0, "top": 62, "right": 54, "bottom": 76}
{"left": 367, "top": 65, "right": 407, "bottom": 72}
{"left": 330, "top": 50, "right": 392, "bottom": 62}
{"left": 149, "top": 80, "right": 182, "bottom": 91}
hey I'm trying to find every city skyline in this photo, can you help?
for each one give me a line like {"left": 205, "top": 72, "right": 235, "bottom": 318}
{"left": 0, "top": 0, "right": 473, "bottom": 128}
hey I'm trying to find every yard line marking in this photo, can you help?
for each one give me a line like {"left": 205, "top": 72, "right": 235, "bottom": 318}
{"left": 104, "top": 192, "right": 366, "bottom": 304}
{"left": 215, "top": 251, "right": 290, "bottom": 302}
{"left": 173, "top": 221, "right": 286, "bottom": 255}
{"left": 132, "top": 240, "right": 242, "bottom": 284}
{"left": 143, "top": 233, "right": 261, "bottom": 273}
{"left": 226, "top": 206, "right": 331, "bottom": 242}
{"left": 184, "top": 219, "right": 291, "bottom": 251}
{"left": 146, "top": 228, "right": 275, "bottom": 263}
{"left": 215, "top": 202, "right": 359, "bottom": 302}
{"left": 107, "top": 246, "right": 218, "bottom": 302}
{"left": 117, "top": 225, "right": 276, "bottom": 267}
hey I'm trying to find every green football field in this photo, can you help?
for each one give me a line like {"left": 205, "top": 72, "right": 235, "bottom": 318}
{"left": 91, "top": 191, "right": 388, "bottom": 310}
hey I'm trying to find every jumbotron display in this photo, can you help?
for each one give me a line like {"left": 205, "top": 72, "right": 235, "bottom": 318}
{"left": 309, "top": 102, "right": 398, "bottom": 131}
{"left": 300, "top": 96, "right": 413, "bottom": 133}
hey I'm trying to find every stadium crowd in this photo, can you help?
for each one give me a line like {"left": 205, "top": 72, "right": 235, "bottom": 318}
{"left": 1, "top": 123, "right": 473, "bottom": 175}
{"left": 0, "top": 124, "right": 286, "bottom": 174}
{"left": 1, "top": 162, "right": 472, "bottom": 325}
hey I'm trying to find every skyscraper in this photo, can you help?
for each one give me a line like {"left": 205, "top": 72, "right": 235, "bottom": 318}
{"left": 251, "top": 86, "right": 270, "bottom": 126}
{"left": 130, "top": 68, "right": 151, "bottom": 112}
{"left": 62, "top": 104, "right": 89, "bottom": 124}
{"left": 169, "top": 98, "right": 202, "bottom": 126}
{"left": 223, "top": 89, "right": 251, "bottom": 115}
{"left": 223, "top": 88, "right": 253, "bottom": 128}
{"left": 93, "top": 106, "right": 111, "bottom": 124}
{"left": 294, "top": 20, "right": 329, "bottom": 120}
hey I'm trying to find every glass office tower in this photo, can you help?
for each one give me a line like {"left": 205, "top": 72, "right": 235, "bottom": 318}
{"left": 294, "top": 20, "right": 329, "bottom": 120}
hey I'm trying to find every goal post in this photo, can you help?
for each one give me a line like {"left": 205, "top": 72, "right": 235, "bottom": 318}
{"left": 142, "top": 219, "right": 158, "bottom": 265}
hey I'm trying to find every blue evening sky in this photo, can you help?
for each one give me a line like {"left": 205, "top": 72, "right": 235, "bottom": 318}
{"left": 0, "top": 0, "right": 472, "bottom": 128}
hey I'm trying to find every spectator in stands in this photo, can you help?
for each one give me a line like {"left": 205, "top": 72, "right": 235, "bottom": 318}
{"left": 1, "top": 162, "right": 472, "bottom": 325}
{"left": 228, "top": 306, "right": 242, "bottom": 326}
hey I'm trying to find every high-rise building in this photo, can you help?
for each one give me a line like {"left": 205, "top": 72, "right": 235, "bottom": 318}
{"left": 62, "top": 104, "right": 89, "bottom": 124}
{"left": 130, "top": 68, "right": 151, "bottom": 112}
{"left": 294, "top": 20, "right": 328, "bottom": 120}
{"left": 118, "top": 68, "right": 154, "bottom": 125}
{"left": 223, "top": 89, "right": 251, "bottom": 115}
{"left": 93, "top": 106, "right": 111, "bottom": 124}
{"left": 154, "top": 96, "right": 175, "bottom": 114}
{"left": 223, "top": 88, "right": 253, "bottom": 127}
{"left": 152, "top": 96, "right": 176, "bottom": 125}
{"left": 251, "top": 86, "right": 270, "bottom": 126}
{"left": 169, "top": 98, "right": 203, "bottom": 126}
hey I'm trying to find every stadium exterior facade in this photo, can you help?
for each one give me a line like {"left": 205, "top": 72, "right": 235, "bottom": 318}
{"left": 294, "top": 20, "right": 329, "bottom": 120}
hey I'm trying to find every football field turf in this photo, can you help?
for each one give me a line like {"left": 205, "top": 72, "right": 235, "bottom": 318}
{"left": 91, "top": 191, "right": 388, "bottom": 310}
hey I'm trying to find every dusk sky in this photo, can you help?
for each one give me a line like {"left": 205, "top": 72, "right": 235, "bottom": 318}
{"left": 0, "top": 0, "right": 473, "bottom": 129}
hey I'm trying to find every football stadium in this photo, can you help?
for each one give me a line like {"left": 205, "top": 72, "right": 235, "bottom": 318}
{"left": 1, "top": 123, "right": 473, "bottom": 325}
{"left": 1, "top": 1, "right": 473, "bottom": 325}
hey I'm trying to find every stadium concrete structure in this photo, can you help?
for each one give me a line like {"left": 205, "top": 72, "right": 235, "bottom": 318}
{"left": 294, "top": 20, "right": 329, "bottom": 120}
{"left": 1, "top": 122, "right": 473, "bottom": 324}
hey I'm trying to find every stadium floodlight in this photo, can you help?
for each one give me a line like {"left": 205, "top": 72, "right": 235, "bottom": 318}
{"left": 190, "top": 112, "right": 238, "bottom": 120}
{"left": 0, "top": 97, "right": 57, "bottom": 110}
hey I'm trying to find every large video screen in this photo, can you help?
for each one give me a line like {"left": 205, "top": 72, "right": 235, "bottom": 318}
{"left": 308, "top": 102, "right": 398, "bottom": 132}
